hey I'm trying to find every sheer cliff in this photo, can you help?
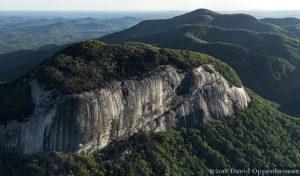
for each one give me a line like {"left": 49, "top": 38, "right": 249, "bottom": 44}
{"left": 0, "top": 41, "right": 250, "bottom": 154}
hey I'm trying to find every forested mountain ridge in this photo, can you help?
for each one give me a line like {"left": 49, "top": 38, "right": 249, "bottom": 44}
{"left": 0, "top": 16, "right": 142, "bottom": 81}
{"left": 101, "top": 9, "right": 300, "bottom": 116}
{"left": 101, "top": 9, "right": 292, "bottom": 42}
{"left": 0, "top": 41, "right": 249, "bottom": 154}
{"left": 0, "top": 9, "right": 300, "bottom": 176}
{"left": 0, "top": 16, "right": 141, "bottom": 55}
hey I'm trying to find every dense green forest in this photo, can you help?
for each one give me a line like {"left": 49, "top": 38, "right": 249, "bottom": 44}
{"left": 0, "top": 17, "right": 141, "bottom": 55}
{"left": 37, "top": 41, "right": 241, "bottom": 93}
{"left": 0, "top": 16, "right": 141, "bottom": 81}
{"left": 0, "top": 44, "right": 67, "bottom": 81}
{"left": 100, "top": 9, "right": 300, "bottom": 117}
{"left": 1, "top": 9, "right": 300, "bottom": 176}
{"left": 0, "top": 41, "right": 241, "bottom": 123}
{"left": 1, "top": 91, "right": 300, "bottom": 175}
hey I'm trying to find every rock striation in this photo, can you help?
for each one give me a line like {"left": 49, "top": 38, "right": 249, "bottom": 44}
{"left": 0, "top": 64, "right": 250, "bottom": 154}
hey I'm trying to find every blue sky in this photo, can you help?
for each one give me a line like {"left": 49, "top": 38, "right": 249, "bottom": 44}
{"left": 1, "top": 0, "right": 300, "bottom": 11}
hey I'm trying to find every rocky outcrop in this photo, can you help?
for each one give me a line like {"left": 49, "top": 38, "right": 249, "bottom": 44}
{"left": 0, "top": 64, "right": 250, "bottom": 154}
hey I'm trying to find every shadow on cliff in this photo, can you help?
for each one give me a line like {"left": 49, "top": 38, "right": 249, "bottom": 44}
{"left": 0, "top": 44, "right": 70, "bottom": 82}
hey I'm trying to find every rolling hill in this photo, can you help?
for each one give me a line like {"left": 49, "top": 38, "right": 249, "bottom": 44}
{"left": 1, "top": 41, "right": 300, "bottom": 175}
{"left": 261, "top": 17, "right": 300, "bottom": 39}
{"left": 261, "top": 17, "right": 300, "bottom": 27}
{"left": 1, "top": 9, "right": 300, "bottom": 176}
{"left": 101, "top": 9, "right": 300, "bottom": 116}
{"left": 101, "top": 9, "right": 290, "bottom": 42}
{"left": 0, "top": 44, "right": 68, "bottom": 81}
{"left": 0, "top": 16, "right": 141, "bottom": 55}
{"left": 0, "top": 16, "right": 142, "bottom": 81}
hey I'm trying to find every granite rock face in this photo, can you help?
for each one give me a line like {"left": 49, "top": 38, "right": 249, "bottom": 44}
{"left": 0, "top": 64, "right": 250, "bottom": 154}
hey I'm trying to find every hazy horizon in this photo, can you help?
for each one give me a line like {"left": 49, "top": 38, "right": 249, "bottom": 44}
{"left": 1, "top": 9, "right": 300, "bottom": 19}
{"left": 1, "top": 0, "right": 300, "bottom": 11}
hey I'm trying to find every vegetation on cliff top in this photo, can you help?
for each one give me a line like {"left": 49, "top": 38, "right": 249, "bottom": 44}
{"left": 0, "top": 40, "right": 242, "bottom": 123}
{"left": 0, "top": 40, "right": 242, "bottom": 122}
{"left": 37, "top": 40, "right": 242, "bottom": 93}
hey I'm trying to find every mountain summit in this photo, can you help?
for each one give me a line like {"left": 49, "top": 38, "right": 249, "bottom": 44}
{"left": 2, "top": 9, "right": 300, "bottom": 175}
{"left": 100, "top": 9, "right": 300, "bottom": 116}
{"left": 179, "top": 8, "right": 219, "bottom": 17}
{"left": 0, "top": 41, "right": 249, "bottom": 154}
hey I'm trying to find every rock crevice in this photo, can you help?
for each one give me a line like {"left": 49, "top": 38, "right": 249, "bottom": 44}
{"left": 0, "top": 64, "right": 250, "bottom": 154}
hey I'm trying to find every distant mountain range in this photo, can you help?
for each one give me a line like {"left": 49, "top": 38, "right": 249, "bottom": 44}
{"left": 0, "top": 16, "right": 142, "bottom": 55}
{"left": 0, "top": 16, "right": 142, "bottom": 81}
{"left": 1, "top": 10, "right": 300, "bottom": 175}
{"left": 101, "top": 9, "right": 300, "bottom": 116}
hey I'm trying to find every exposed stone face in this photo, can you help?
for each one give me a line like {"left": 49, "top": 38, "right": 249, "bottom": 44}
{"left": 0, "top": 65, "right": 250, "bottom": 154}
